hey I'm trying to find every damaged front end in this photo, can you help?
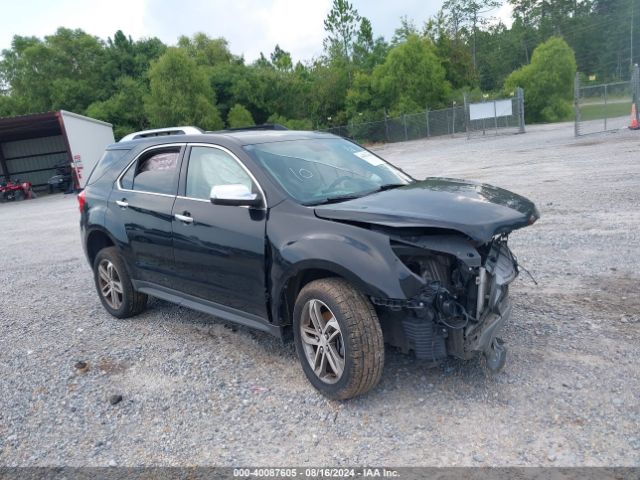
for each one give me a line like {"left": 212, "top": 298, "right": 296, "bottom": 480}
{"left": 372, "top": 234, "right": 519, "bottom": 371}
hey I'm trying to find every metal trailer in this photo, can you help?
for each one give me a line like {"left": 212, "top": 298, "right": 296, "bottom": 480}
{"left": 0, "top": 110, "right": 114, "bottom": 192}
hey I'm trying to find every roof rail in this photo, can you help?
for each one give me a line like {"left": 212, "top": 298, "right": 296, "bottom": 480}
{"left": 119, "top": 126, "right": 203, "bottom": 142}
{"left": 211, "top": 124, "right": 289, "bottom": 133}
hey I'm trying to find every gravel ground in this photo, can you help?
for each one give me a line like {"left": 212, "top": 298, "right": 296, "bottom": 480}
{"left": 1, "top": 122, "right": 639, "bottom": 467}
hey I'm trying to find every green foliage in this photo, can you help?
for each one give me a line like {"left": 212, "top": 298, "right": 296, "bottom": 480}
{"left": 145, "top": 48, "right": 223, "bottom": 130}
{"left": 270, "top": 45, "right": 293, "bottom": 71}
{"left": 0, "top": 28, "right": 107, "bottom": 114}
{"left": 504, "top": 37, "right": 576, "bottom": 122}
{"left": 267, "top": 114, "right": 313, "bottom": 130}
{"left": 177, "top": 33, "right": 235, "bottom": 67}
{"left": 86, "top": 77, "right": 149, "bottom": 139}
{"left": 0, "top": 1, "right": 634, "bottom": 137}
{"left": 371, "top": 35, "right": 451, "bottom": 114}
{"left": 323, "top": 0, "right": 361, "bottom": 60}
{"left": 227, "top": 104, "right": 255, "bottom": 128}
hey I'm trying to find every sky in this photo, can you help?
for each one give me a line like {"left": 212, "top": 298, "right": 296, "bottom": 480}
{"left": 0, "top": 0, "right": 513, "bottom": 63}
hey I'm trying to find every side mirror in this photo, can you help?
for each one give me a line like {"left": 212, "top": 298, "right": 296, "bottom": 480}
{"left": 210, "top": 184, "right": 262, "bottom": 207}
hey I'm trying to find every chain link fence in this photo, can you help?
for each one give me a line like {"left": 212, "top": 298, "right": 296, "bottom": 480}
{"left": 324, "top": 89, "right": 525, "bottom": 144}
{"left": 574, "top": 65, "right": 640, "bottom": 136}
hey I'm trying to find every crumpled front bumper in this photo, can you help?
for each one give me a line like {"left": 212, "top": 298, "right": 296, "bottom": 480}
{"left": 465, "top": 294, "right": 512, "bottom": 354}
{"left": 461, "top": 242, "right": 517, "bottom": 369}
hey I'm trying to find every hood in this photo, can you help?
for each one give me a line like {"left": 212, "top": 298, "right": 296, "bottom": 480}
{"left": 314, "top": 177, "right": 540, "bottom": 243}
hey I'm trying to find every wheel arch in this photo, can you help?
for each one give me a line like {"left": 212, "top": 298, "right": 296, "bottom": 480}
{"left": 272, "top": 260, "right": 383, "bottom": 331}
{"left": 85, "top": 227, "right": 118, "bottom": 266}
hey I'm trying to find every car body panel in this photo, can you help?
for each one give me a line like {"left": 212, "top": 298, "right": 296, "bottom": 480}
{"left": 265, "top": 200, "right": 427, "bottom": 325}
{"left": 171, "top": 197, "right": 269, "bottom": 319}
{"left": 107, "top": 189, "right": 177, "bottom": 287}
{"left": 314, "top": 178, "right": 540, "bottom": 243}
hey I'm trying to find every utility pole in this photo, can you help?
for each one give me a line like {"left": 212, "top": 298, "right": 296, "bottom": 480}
{"left": 632, "top": 0, "right": 634, "bottom": 69}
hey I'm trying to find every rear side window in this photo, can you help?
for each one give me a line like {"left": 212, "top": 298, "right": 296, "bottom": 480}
{"left": 86, "top": 149, "right": 129, "bottom": 186}
{"left": 120, "top": 148, "right": 181, "bottom": 195}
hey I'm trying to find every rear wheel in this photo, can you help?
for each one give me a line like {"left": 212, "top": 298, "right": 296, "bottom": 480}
{"left": 93, "top": 247, "right": 147, "bottom": 318}
{"left": 14, "top": 190, "right": 25, "bottom": 201}
{"left": 293, "top": 278, "right": 384, "bottom": 400}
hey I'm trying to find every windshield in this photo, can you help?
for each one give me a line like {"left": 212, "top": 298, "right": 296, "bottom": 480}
{"left": 243, "top": 138, "right": 413, "bottom": 205}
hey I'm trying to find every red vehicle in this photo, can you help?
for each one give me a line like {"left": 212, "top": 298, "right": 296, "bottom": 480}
{"left": 0, "top": 179, "right": 36, "bottom": 202}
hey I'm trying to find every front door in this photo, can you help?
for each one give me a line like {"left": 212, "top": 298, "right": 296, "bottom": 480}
{"left": 171, "top": 145, "right": 268, "bottom": 319}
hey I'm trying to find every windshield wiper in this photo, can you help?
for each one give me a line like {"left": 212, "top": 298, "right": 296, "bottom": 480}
{"left": 308, "top": 184, "right": 409, "bottom": 206}
{"left": 307, "top": 194, "right": 364, "bottom": 206}
{"left": 374, "top": 183, "right": 407, "bottom": 192}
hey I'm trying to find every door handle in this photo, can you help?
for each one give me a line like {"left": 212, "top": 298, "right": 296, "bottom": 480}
{"left": 175, "top": 213, "right": 194, "bottom": 224}
{"left": 116, "top": 199, "right": 128, "bottom": 208}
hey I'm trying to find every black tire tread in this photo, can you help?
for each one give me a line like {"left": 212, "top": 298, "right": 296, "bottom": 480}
{"left": 297, "top": 278, "right": 384, "bottom": 400}
{"left": 94, "top": 247, "right": 147, "bottom": 318}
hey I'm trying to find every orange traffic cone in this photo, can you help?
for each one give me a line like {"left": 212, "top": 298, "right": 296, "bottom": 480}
{"left": 629, "top": 103, "right": 639, "bottom": 130}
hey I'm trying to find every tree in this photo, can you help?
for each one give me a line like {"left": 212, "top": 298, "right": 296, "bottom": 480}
{"left": 425, "top": 11, "right": 477, "bottom": 89}
{"left": 86, "top": 76, "right": 149, "bottom": 139}
{"left": 270, "top": 45, "right": 293, "bottom": 71}
{"left": 102, "top": 31, "right": 166, "bottom": 87}
{"left": 371, "top": 34, "right": 451, "bottom": 114}
{"left": 145, "top": 48, "right": 223, "bottom": 130}
{"left": 442, "top": 0, "right": 501, "bottom": 69}
{"left": 323, "top": 0, "right": 361, "bottom": 61}
{"left": 0, "top": 28, "right": 107, "bottom": 114}
{"left": 177, "top": 33, "right": 235, "bottom": 67}
{"left": 352, "top": 18, "right": 389, "bottom": 73}
{"left": 227, "top": 103, "right": 255, "bottom": 128}
{"left": 391, "top": 16, "right": 419, "bottom": 45}
{"left": 504, "top": 37, "right": 576, "bottom": 122}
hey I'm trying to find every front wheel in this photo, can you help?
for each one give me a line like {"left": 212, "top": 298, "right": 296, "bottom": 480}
{"left": 93, "top": 247, "right": 147, "bottom": 318}
{"left": 293, "top": 278, "right": 384, "bottom": 400}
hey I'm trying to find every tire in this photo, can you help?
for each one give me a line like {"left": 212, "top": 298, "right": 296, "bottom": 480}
{"left": 293, "top": 278, "right": 384, "bottom": 400}
{"left": 14, "top": 190, "right": 25, "bottom": 201}
{"left": 93, "top": 247, "right": 147, "bottom": 318}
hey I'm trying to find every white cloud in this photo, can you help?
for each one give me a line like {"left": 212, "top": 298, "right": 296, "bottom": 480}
{"left": 141, "top": 0, "right": 331, "bottom": 63}
{"left": 253, "top": 0, "right": 331, "bottom": 62}
{"left": 0, "top": 1, "right": 514, "bottom": 62}
{"left": 59, "top": 0, "right": 150, "bottom": 40}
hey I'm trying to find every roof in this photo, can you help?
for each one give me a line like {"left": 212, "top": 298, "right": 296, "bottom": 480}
{"left": 113, "top": 129, "right": 336, "bottom": 149}
{"left": 0, "top": 111, "right": 62, "bottom": 143}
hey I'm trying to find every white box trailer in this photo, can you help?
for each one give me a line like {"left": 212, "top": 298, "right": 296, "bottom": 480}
{"left": 0, "top": 110, "right": 115, "bottom": 192}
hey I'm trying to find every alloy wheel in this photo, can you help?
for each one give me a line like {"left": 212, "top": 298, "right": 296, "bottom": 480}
{"left": 97, "top": 259, "right": 124, "bottom": 310}
{"left": 299, "top": 299, "right": 345, "bottom": 384}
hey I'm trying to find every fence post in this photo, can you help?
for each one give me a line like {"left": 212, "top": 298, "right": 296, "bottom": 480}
{"left": 403, "top": 114, "right": 408, "bottom": 141}
{"left": 463, "top": 93, "right": 470, "bottom": 138}
{"left": 425, "top": 107, "right": 430, "bottom": 138}
{"left": 384, "top": 108, "right": 390, "bottom": 143}
{"left": 574, "top": 72, "right": 581, "bottom": 137}
{"left": 633, "top": 65, "right": 640, "bottom": 127}
{"left": 493, "top": 100, "right": 498, "bottom": 135}
{"left": 604, "top": 83, "right": 608, "bottom": 131}
{"left": 517, "top": 87, "right": 525, "bottom": 133}
{"left": 451, "top": 101, "right": 456, "bottom": 136}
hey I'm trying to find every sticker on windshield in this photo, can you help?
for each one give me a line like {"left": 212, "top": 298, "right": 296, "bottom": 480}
{"left": 354, "top": 150, "right": 384, "bottom": 166}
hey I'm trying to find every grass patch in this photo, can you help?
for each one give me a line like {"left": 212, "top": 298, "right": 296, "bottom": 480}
{"left": 579, "top": 101, "right": 631, "bottom": 121}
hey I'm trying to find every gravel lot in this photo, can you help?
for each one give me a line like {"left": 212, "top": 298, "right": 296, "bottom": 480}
{"left": 1, "top": 122, "right": 639, "bottom": 467}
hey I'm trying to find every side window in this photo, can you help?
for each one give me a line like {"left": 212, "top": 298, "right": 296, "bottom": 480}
{"left": 120, "top": 148, "right": 180, "bottom": 195}
{"left": 186, "top": 146, "right": 254, "bottom": 200}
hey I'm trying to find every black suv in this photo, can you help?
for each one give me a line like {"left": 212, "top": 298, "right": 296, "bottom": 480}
{"left": 80, "top": 127, "right": 539, "bottom": 400}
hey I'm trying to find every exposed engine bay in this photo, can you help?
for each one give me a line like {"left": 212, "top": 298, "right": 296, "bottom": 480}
{"left": 372, "top": 233, "right": 519, "bottom": 371}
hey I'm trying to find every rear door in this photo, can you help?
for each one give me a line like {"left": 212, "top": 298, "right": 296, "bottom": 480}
{"left": 109, "top": 144, "right": 184, "bottom": 287}
{"left": 171, "top": 144, "right": 269, "bottom": 319}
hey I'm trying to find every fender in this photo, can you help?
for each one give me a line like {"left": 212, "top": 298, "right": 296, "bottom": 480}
{"left": 266, "top": 206, "right": 425, "bottom": 325}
